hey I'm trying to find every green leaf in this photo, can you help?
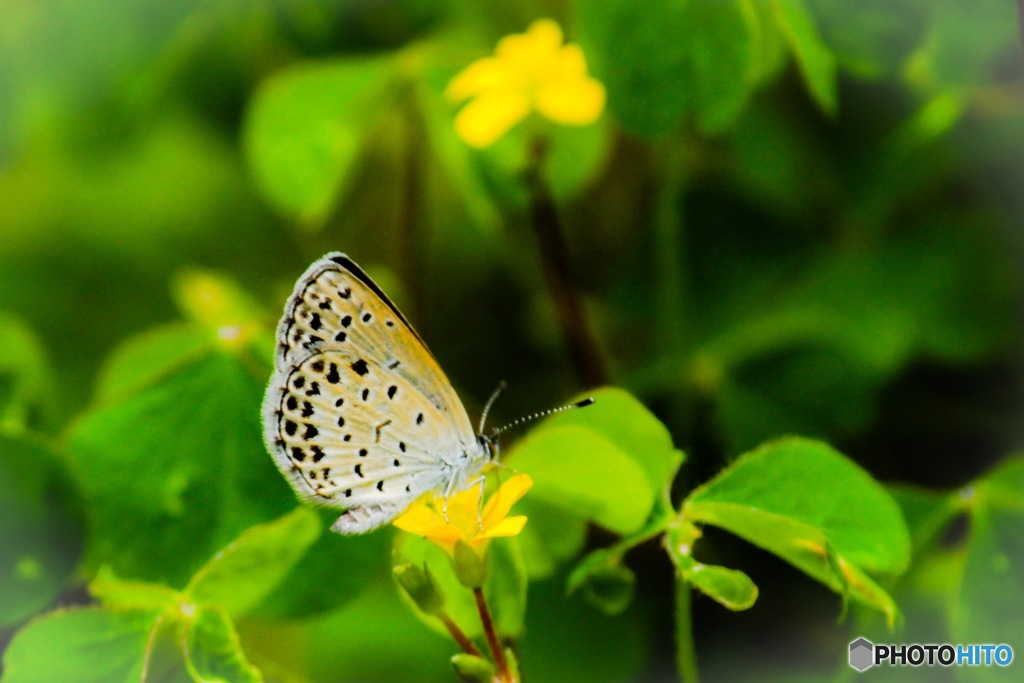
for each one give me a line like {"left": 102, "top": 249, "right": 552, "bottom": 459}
{"left": 182, "top": 606, "right": 261, "bottom": 683}
{"left": 577, "top": 0, "right": 690, "bottom": 136}
{"left": 0, "top": 312, "right": 54, "bottom": 430}
{"left": 927, "top": 0, "right": 1020, "bottom": 89}
{"left": 254, "top": 510, "right": 390, "bottom": 619}
{"left": 244, "top": 57, "right": 396, "bottom": 225}
{"left": 2, "top": 608, "right": 158, "bottom": 683}
{"left": 665, "top": 519, "right": 758, "bottom": 611}
{"left": 683, "top": 561, "right": 758, "bottom": 611}
{"left": 506, "top": 425, "right": 652, "bottom": 534}
{"left": 952, "top": 458, "right": 1024, "bottom": 649}
{"left": 578, "top": 0, "right": 757, "bottom": 135}
{"left": 66, "top": 351, "right": 295, "bottom": 587}
{"left": 0, "top": 434, "right": 81, "bottom": 628}
{"left": 686, "top": 0, "right": 757, "bottom": 133}
{"left": 415, "top": 66, "right": 501, "bottom": 233}
{"left": 90, "top": 566, "right": 180, "bottom": 613}
{"left": 515, "top": 497, "right": 588, "bottom": 579}
{"left": 805, "top": 0, "right": 927, "bottom": 77}
{"left": 566, "top": 550, "right": 636, "bottom": 616}
{"left": 684, "top": 437, "right": 909, "bottom": 623}
{"left": 888, "top": 484, "right": 965, "bottom": 554}
{"left": 184, "top": 507, "right": 321, "bottom": 618}
{"left": 95, "top": 324, "right": 213, "bottom": 404}
{"left": 772, "top": 0, "right": 837, "bottom": 115}
{"left": 536, "top": 387, "right": 682, "bottom": 495}
{"left": 487, "top": 537, "right": 528, "bottom": 637}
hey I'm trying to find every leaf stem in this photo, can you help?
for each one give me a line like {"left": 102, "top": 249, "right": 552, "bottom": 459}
{"left": 525, "top": 136, "right": 609, "bottom": 388}
{"left": 474, "top": 587, "right": 511, "bottom": 682}
{"left": 675, "top": 579, "right": 699, "bottom": 683}
{"left": 439, "top": 612, "right": 485, "bottom": 658}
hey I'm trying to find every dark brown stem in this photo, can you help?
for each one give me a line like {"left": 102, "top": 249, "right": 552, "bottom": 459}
{"left": 474, "top": 587, "right": 511, "bottom": 681}
{"left": 525, "top": 137, "right": 609, "bottom": 389}
{"left": 440, "top": 612, "right": 484, "bottom": 658}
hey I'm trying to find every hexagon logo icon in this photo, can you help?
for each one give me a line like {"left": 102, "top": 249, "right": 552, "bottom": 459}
{"left": 849, "top": 638, "right": 875, "bottom": 671}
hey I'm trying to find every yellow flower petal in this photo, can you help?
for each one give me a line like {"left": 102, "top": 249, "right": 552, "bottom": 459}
{"left": 476, "top": 515, "right": 528, "bottom": 541}
{"left": 446, "top": 57, "right": 511, "bottom": 102}
{"left": 481, "top": 474, "right": 533, "bottom": 528}
{"left": 535, "top": 77, "right": 606, "bottom": 125}
{"left": 393, "top": 502, "right": 445, "bottom": 535}
{"left": 497, "top": 19, "right": 563, "bottom": 64}
{"left": 549, "top": 44, "right": 588, "bottom": 82}
{"left": 454, "top": 91, "right": 531, "bottom": 148}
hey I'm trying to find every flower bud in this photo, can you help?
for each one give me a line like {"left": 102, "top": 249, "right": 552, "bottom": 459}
{"left": 451, "top": 654, "right": 496, "bottom": 683}
{"left": 393, "top": 563, "right": 444, "bottom": 615}
{"left": 451, "top": 539, "right": 487, "bottom": 589}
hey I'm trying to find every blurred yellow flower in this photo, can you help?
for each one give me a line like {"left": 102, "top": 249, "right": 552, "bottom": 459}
{"left": 394, "top": 474, "right": 533, "bottom": 556}
{"left": 447, "top": 19, "right": 606, "bottom": 148}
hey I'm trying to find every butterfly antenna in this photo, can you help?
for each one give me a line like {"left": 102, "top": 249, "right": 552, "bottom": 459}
{"left": 479, "top": 381, "right": 508, "bottom": 434}
{"left": 488, "top": 397, "right": 595, "bottom": 439}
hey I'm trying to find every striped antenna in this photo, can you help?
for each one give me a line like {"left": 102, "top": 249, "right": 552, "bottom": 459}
{"left": 488, "top": 397, "right": 595, "bottom": 439}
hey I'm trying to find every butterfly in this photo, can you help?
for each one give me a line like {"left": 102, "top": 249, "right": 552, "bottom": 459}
{"left": 261, "top": 253, "right": 493, "bottom": 534}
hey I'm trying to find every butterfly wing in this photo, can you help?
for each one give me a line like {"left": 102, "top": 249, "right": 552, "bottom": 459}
{"left": 262, "top": 253, "right": 480, "bottom": 533}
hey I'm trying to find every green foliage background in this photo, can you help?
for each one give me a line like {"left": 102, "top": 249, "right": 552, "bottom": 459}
{"left": 1, "top": 0, "right": 1023, "bottom": 681}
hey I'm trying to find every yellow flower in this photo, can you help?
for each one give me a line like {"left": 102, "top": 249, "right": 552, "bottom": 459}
{"left": 393, "top": 474, "right": 533, "bottom": 556}
{"left": 447, "top": 19, "right": 606, "bottom": 148}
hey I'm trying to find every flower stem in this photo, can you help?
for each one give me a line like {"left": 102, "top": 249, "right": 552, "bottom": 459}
{"left": 474, "top": 587, "right": 511, "bottom": 681}
{"left": 525, "top": 137, "right": 609, "bottom": 388}
{"left": 440, "top": 612, "right": 484, "bottom": 658}
{"left": 675, "top": 579, "right": 699, "bottom": 683}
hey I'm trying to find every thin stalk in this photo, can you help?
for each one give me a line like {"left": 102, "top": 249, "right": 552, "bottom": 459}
{"left": 525, "top": 137, "right": 609, "bottom": 388}
{"left": 675, "top": 579, "right": 699, "bottom": 683}
{"left": 439, "top": 612, "right": 484, "bottom": 658}
{"left": 474, "top": 587, "right": 511, "bottom": 682}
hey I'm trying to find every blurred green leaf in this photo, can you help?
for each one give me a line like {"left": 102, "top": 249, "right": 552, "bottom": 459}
{"left": 487, "top": 537, "right": 527, "bottom": 637}
{"left": 90, "top": 566, "right": 180, "bottom": 613}
{"left": 566, "top": 549, "right": 636, "bottom": 616}
{"left": 255, "top": 509, "right": 390, "bottom": 619}
{"left": 184, "top": 507, "right": 321, "bottom": 619}
{"left": 67, "top": 350, "right": 294, "bottom": 587}
{"left": 701, "top": 221, "right": 1016, "bottom": 451}
{"left": 505, "top": 425, "right": 652, "bottom": 534}
{"left": 244, "top": 57, "right": 397, "bottom": 225}
{"left": 415, "top": 65, "right": 501, "bottom": 233}
{"left": 684, "top": 437, "right": 909, "bottom": 623}
{"left": 578, "top": 0, "right": 758, "bottom": 135}
{"left": 806, "top": 0, "right": 927, "bottom": 77}
{"left": 0, "top": 312, "right": 54, "bottom": 430}
{"left": 771, "top": 0, "right": 838, "bottom": 115}
{"left": 889, "top": 484, "right": 965, "bottom": 554}
{"left": 1, "top": 608, "right": 158, "bottom": 683}
{"left": 0, "top": 434, "right": 81, "bottom": 628}
{"left": 577, "top": 0, "right": 689, "bottom": 137}
{"left": 519, "top": 573, "right": 650, "bottom": 682}
{"left": 244, "top": 581, "right": 455, "bottom": 683}
{"left": 927, "top": 0, "right": 1020, "bottom": 89}
{"left": 953, "top": 458, "right": 1024, "bottom": 650}
{"left": 514, "top": 497, "right": 587, "bottom": 579}
{"left": 94, "top": 324, "right": 213, "bottom": 404}
{"left": 686, "top": 0, "right": 757, "bottom": 133}
{"left": 182, "top": 606, "right": 261, "bottom": 683}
